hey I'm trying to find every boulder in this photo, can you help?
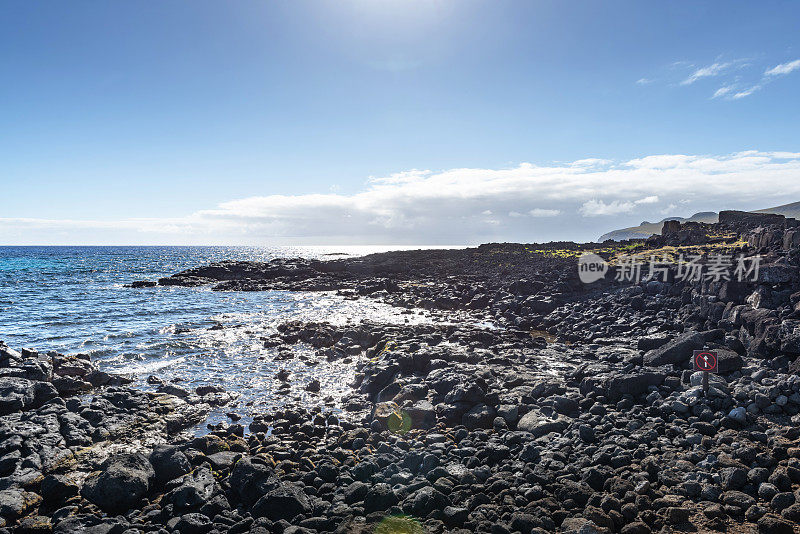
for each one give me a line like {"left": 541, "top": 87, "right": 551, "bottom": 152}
{"left": 758, "top": 514, "right": 795, "bottom": 534}
{"left": 81, "top": 453, "right": 154, "bottom": 513}
{"left": 517, "top": 410, "right": 568, "bottom": 437}
{"left": 0, "top": 489, "right": 41, "bottom": 524}
{"left": 0, "top": 377, "right": 57, "bottom": 415}
{"left": 157, "top": 384, "right": 190, "bottom": 398}
{"left": 174, "top": 513, "right": 212, "bottom": 534}
{"left": 343, "top": 481, "right": 369, "bottom": 504}
{"left": 777, "top": 320, "right": 800, "bottom": 354}
{"left": 0, "top": 345, "right": 23, "bottom": 368}
{"left": 40, "top": 475, "right": 79, "bottom": 507}
{"left": 715, "top": 348, "right": 743, "bottom": 374}
{"left": 462, "top": 403, "right": 496, "bottom": 430}
{"left": 643, "top": 332, "right": 704, "bottom": 367}
{"left": 149, "top": 445, "right": 191, "bottom": 485}
{"left": 169, "top": 464, "right": 217, "bottom": 511}
{"left": 580, "top": 370, "right": 666, "bottom": 400}
{"left": 406, "top": 485, "right": 450, "bottom": 517}
{"left": 51, "top": 376, "right": 91, "bottom": 396}
{"left": 405, "top": 400, "right": 436, "bottom": 429}
{"left": 251, "top": 484, "right": 311, "bottom": 521}
{"left": 758, "top": 264, "right": 796, "bottom": 285}
{"left": 228, "top": 457, "right": 278, "bottom": 506}
{"left": 363, "top": 483, "right": 398, "bottom": 514}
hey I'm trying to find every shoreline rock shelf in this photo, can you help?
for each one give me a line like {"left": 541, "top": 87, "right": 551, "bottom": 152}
{"left": 5, "top": 210, "right": 800, "bottom": 532}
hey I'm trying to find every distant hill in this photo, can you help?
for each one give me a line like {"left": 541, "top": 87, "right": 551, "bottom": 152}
{"left": 599, "top": 201, "right": 800, "bottom": 241}
{"left": 754, "top": 200, "right": 800, "bottom": 220}
{"left": 598, "top": 212, "right": 718, "bottom": 241}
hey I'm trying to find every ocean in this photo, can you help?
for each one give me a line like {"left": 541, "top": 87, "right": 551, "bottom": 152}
{"left": 0, "top": 245, "right": 444, "bottom": 429}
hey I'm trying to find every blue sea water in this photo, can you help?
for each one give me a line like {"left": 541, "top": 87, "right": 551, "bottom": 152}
{"left": 0, "top": 246, "right": 441, "bottom": 428}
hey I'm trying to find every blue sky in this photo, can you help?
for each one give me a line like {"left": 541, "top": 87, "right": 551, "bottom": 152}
{"left": 2, "top": 0, "right": 800, "bottom": 245}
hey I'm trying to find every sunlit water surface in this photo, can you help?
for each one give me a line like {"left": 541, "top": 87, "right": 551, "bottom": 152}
{"left": 0, "top": 246, "right": 456, "bottom": 430}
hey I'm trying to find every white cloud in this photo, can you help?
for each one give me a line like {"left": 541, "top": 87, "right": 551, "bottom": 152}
{"left": 529, "top": 208, "right": 561, "bottom": 217}
{"left": 681, "top": 62, "right": 731, "bottom": 85}
{"left": 765, "top": 59, "right": 800, "bottom": 76}
{"left": 3, "top": 151, "right": 800, "bottom": 244}
{"left": 645, "top": 56, "right": 795, "bottom": 100}
{"left": 636, "top": 78, "right": 653, "bottom": 85}
{"left": 579, "top": 200, "right": 636, "bottom": 217}
{"left": 731, "top": 84, "right": 762, "bottom": 99}
{"left": 660, "top": 203, "right": 678, "bottom": 215}
{"left": 712, "top": 85, "right": 735, "bottom": 99}
{"left": 578, "top": 196, "right": 657, "bottom": 217}
{"left": 722, "top": 59, "right": 800, "bottom": 100}
{"left": 570, "top": 158, "right": 612, "bottom": 168}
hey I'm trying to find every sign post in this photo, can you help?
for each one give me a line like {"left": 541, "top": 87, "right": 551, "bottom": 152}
{"left": 693, "top": 350, "right": 718, "bottom": 396}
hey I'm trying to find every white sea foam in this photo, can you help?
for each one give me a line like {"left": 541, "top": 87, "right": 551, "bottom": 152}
{"left": 115, "top": 356, "right": 186, "bottom": 375}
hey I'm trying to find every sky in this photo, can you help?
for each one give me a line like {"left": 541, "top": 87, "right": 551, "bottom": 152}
{"left": 1, "top": 0, "right": 800, "bottom": 245}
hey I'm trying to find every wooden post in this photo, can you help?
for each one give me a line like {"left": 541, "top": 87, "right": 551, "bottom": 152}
{"left": 702, "top": 371, "right": 709, "bottom": 397}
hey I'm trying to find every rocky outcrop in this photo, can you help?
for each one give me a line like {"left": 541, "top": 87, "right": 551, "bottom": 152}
{"left": 0, "top": 342, "right": 230, "bottom": 529}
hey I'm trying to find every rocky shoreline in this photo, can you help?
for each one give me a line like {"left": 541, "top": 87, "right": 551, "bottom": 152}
{"left": 4, "top": 210, "right": 800, "bottom": 533}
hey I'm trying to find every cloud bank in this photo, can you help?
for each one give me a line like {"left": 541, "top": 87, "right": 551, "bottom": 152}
{"left": 2, "top": 151, "right": 800, "bottom": 245}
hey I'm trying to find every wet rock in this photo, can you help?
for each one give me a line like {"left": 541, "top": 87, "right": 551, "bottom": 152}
{"left": 157, "top": 384, "right": 190, "bottom": 398}
{"left": 51, "top": 376, "right": 91, "bottom": 396}
{"left": 195, "top": 385, "right": 225, "bottom": 396}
